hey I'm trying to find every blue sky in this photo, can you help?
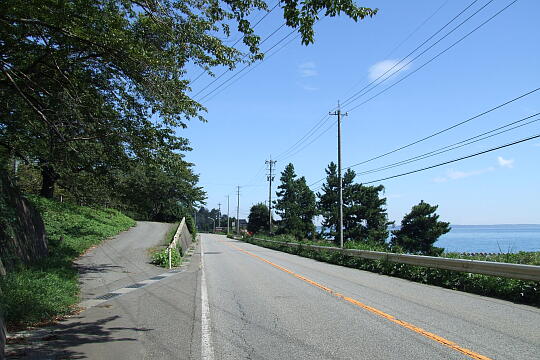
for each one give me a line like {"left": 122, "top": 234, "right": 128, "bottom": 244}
{"left": 179, "top": 0, "right": 540, "bottom": 225}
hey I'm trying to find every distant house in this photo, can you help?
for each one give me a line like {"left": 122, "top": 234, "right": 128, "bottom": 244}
{"left": 239, "top": 219, "right": 248, "bottom": 229}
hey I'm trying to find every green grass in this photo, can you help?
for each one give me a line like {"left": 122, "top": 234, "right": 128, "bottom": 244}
{"left": 150, "top": 247, "right": 182, "bottom": 268}
{"left": 244, "top": 235, "right": 540, "bottom": 306}
{"left": 0, "top": 196, "right": 135, "bottom": 328}
{"left": 163, "top": 222, "right": 179, "bottom": 246}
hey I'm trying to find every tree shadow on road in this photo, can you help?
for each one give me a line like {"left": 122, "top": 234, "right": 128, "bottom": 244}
{"left": 6, "top": 315, "right": 151, "bottom": 359}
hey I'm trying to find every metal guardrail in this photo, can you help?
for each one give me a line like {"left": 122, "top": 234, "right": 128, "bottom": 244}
{"left": 167, "top": 218, "right": 192, "bottom": 269}
{"left": 251, "top": 238, "right": 540, "bottom": 282}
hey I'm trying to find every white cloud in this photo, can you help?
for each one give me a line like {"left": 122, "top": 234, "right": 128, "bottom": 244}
{"left": 368, "top": 59, "right": 411, "bottom": 81}
{"left": 298, "top": 62, "right": 317, "bottom": 77}
{"left": 301, "top": 84, "right": 319, "bottom": 91}
{"left": 433, "top": 167, "right": 495, "bottom": 183}
{"left": 497, "top": 156, "right": 514, "bottom": 168}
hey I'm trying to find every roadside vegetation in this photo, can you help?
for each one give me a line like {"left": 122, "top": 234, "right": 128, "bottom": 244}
{"left": 151, "top": 248, "right": 182, "bottom": 268}
{"left": 240, "top": 162, "right": 539, "bottom": 306}
{"left": 243, "top": 235, "right": 540, "bottom": 306}
{"left": 0, "top": 197, "right": 135, "bottom": 329}
{"left": 150, "top": 222, "right": 182, "bottom": 268}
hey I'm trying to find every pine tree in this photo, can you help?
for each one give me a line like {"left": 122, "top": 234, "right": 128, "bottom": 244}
{"left": 275, "top": 163, "right": 316, "bottom": 239}
{"left": 391, "top": 200, "right": 450, "bottom": 255}
{"left": 318, "top": 162, "right": 391, "bottom": 245}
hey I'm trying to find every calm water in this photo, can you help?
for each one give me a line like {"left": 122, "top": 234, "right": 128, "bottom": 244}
{"left": 433, "top": 224, "right": 540, "bottom": 253}
{"left": 319, "top": 225, "right": 540, "bottom": 253}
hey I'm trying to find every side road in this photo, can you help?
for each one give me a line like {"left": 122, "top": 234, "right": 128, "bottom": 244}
{"left": 76, "top": 221, "right": 172, "bottom": 302}
{"left": 6, "top": 221, "right": 202, "bottom": 359}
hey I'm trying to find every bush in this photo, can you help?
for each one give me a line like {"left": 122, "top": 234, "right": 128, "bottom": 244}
{"left": 151, "top": 247, "right": 181, "bottom": 267}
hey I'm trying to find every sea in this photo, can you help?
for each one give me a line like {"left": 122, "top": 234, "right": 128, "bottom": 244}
{"left": 433, "top": 224, "right": 540, "bottom": 253}
{"left": 317, "top": 224, "right": 540, "bottom": 253}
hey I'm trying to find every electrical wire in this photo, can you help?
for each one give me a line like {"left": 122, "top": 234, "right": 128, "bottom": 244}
{"left": 275, "top": 0, "right": 491, "bottom": 162}
{"left": 344, "top": 0, "right": 519, "bottom": 113}
{"left": 362, "top": 134, "right": 540, "bottom": 184}
{"left": 341, "top": 0, "right": 464, "bottom": 100}
{"left": 356, "top": 114, "right": 539, "bottom": 175}
{"left": 196, "top": 27, "right": 295, "bottom": 102}
{"left": 341, "top": 0, "right": 495, "bottom": 109}
{"left": 204, "top": 32, "right": 301, "bottom": 103}
{"left": 307, "top": 87, "right": 540, "bottom": 188}
{"left": 346, "top": 87, "right": 539, "bottom": 168}
{"left": 190, "top": 2, "right": 280, "bottom": 85}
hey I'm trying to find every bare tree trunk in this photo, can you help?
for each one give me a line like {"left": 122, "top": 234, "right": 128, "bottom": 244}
{"left": 39, "top": 164, "right": 57, "bottom": 199}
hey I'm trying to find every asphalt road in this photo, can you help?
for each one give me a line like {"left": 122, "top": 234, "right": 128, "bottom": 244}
{"left": 9, "top": 231, "right": 540, "bottom": 359}
{"left": 8, "top": 221, "right": 202, "bottom": 359}
{"left": 202, "top": 234, "right": 540, "bottom": 360}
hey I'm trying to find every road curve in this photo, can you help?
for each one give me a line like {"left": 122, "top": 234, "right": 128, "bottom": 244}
{"left": 202, "top": 234, "right": 540, "bottom": 360}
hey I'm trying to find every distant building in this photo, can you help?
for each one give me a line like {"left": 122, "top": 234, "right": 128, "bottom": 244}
{"left": 239, "top": 219, "right": 248, "bottom": 229}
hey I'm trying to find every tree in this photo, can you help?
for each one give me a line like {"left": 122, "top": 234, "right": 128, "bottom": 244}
{"left": 274, "top": 163, "right": 316, "bottom": 239}
{"left": 345, "top": 183, "right": 392, "bottom": 245}
{"left": 0, "top": 1, "right": 377, "bottom": 199}
{"left": 391, "top": 200, "right": 450, "bottom": 255}
{"left": 247, "top": 203, "right": 268, "bottom": 234}
{"left": 318, "top": 162, "right": 391, "bottom": 245}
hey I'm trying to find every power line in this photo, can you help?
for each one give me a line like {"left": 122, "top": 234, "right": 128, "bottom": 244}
{"left": 341, "top": 0, "right": 462, "bottom": 100}
{"left": 344, "top": 0, "right": 519, "bottom": 113}
{"left": 362, "top": 133, "right": 540, "bottom": 185}
{"left": 275, "top": 0, "right": 490, "bottom": 162}
{"left": 279, "top": 119, "right": 336, "bottom": 162}
{"left": 346, "top": 87, "right": 539, "bottom": 168}
{"left": 307, "top": 87, "right": 540, "bottom": 188}
{"left": 204, "top": 32, "right": 301, "bottom": 104}
{"left": 275, "top": 115, "right": 334, "bottom": 161}
{"left": 193, "top": 22, "right": 289, "bottom": 101}
{"left": 342, "top": 0, "right": 494, "bottom": 109}
{"left": 196, "top": 27, "right": 296, "bottom": 102}
{"left": 356, "top": 113, "right": 539, "bottom": 176}
{"left": 189, "top": 2, "right": 280, "bottom": 85}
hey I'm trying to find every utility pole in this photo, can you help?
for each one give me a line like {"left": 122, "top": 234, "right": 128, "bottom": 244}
{"left": 265, "top": 157, "right": 277, "bottom": 234}
{"left": 217, "top": 203, "right": 221, "bottom": 227}
{"left": 236, "top": 186, "right": 240, "bottom": 235}
{"left": 227, "top": 195, "right": 230, "bottom": 234}
{"left": 330, "top": 101, "right": 348, "bottom": 248}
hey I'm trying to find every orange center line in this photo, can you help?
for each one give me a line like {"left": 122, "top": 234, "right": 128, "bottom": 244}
{"left": 218, "top": 239, "right": 492, "bottom": 360}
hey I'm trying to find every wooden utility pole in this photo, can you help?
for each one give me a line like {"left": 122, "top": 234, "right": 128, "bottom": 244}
{"left": 265, "top": 157, "right": 277, "bottom": 234}
{"left": 330, "top": 102, "right": 347, "bottom": 248}
{"left": 227, "top": 195, "right": 230, "bottom": 234}
{"left": 236, "top": 186, "right": 240, "bottom": 235}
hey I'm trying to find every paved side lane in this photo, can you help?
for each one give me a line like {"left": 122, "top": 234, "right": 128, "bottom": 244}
{"left": 8, "top": 222, "right": 202, "bottom": 359}
{"left": 203, "top": 234, "right": 540, "bottom": 360}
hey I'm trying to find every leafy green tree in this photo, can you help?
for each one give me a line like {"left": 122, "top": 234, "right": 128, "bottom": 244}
{"left": 275, "top": 163, "right": 316, "bottom": 239}
{"left": 318, "top": 162, "right": 391, "bottom": 244}
{"left": 391, "top": 200, "right": 450, "bottom": 255}
{"left": 0, "top": 0, "right": 376, "bottom": 199}
{"left": 247, "top": 203, "right": 269, "bottom": 234}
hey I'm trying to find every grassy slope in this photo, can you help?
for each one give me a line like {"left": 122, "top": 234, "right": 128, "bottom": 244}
{"left": 0, "top": 197, "right": 135, "bottom": 328}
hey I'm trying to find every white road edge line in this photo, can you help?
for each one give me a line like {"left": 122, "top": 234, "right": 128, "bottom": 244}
{"left": 201, "top": 237, "right": 215, "bottom": 360}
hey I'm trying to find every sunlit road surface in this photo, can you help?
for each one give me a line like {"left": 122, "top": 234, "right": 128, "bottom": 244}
{"left": 11, "top": 230, "right": 539, "bottom": 359}
{"left": 201, "top": 234, "right": 539, "bottom": 360}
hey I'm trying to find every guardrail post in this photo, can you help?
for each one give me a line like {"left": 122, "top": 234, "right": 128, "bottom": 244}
{"left": 168, "top": 247, "right": 172, "bottom": 269}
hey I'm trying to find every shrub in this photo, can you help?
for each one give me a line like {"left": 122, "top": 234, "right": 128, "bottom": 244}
{"left": 151, "top": 247, "right": 181, "bottom": 267}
